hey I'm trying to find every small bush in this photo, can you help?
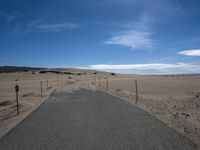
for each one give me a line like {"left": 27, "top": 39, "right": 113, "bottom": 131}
{"left": 39, "top": 71, "right": 48, "bottom": 74}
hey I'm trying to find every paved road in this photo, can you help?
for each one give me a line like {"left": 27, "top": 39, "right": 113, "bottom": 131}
{"left": 0, "top": 89, "right": 197, "bottom": 150}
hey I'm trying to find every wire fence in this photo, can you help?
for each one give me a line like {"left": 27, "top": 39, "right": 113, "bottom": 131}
{"left": 0, "top": 77, "right": 68, "bottom": 120}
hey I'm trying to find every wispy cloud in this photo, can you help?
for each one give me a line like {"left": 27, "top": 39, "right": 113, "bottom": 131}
{"left": 103, "top": 0, "right": 189, "bottom": 50}
{"left": 90, "top": 63, "right": 200, "bottom": 74}
{"left": 4, "top": 11, "right": 21, "bottom": 23}
{"left": 178, "top": 49, "right": 200, "bottom": 56}
{"left": 105, "top": 15, "right": 154, "bottom": 50}
{"left": 27, "top": 20, "right": 78, "bottom": 33}
{"left": 105, "top": 30, "right": 153, "bottom": 49}
{"left": 14, "top": 20, "right": 78, "bottom": 33}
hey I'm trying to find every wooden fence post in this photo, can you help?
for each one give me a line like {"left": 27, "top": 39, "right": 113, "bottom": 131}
{"left": 46, "top": 79, "right": 48, "bottom": 89}
{"left": 135, "top": 80, "right": 139, "bottom": 103}
{"left": 40, "top": 81, "right": 43, "bottom": 97}
{"left": 99, "top": 77, "right": 100, "bottom": 88}
{"left": 15, "top": 85, "right": 19, "bottom": 115}
{"left": 106, "top": 77, "right": 109, "bottom": 91}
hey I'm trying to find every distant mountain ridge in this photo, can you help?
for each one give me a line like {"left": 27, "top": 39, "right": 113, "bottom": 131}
{"left": 0, "top": 66, "right": 199, "bottom": 76}
{"left": 0, "top": 66, "right": 45, "bottom": 73}
{"left": 0, "top": 66, "right": 100, "bottom": 75}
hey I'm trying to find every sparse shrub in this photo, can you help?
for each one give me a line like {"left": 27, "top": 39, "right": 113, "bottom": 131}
{"left": 39, "top": 71, "right": 48, "bottom": 74}
{"left": 0, "top": 100, "right": 12, "bottom": 106}
{"left": 63, "top": 72, "right": 75, "bottom": 75}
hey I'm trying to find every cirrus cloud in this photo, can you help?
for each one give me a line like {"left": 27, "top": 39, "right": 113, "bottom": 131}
{"left": 14, "top": 20, "right": 79, "bottom": 33}
{"left": 178, "top": 49, "right": 200, "bottom": 56}
{"left": 105, "top": 30, "right": 153, "bottom": 49}
{"left": 104, "top": 15, "right": 154, "bottom": 50}
{"left": 27, "top": 22, "right": 78, "bottom": 33}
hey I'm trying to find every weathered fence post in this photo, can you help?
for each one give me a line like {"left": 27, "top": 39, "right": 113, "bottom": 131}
{"left": 40, "top": 81, "right": 43, "bottom": 97}
{"left": 95, "top": 76, "right": 97, "bottom": 86}
{"left": 15, "top": 84, "right": 19, "bottom": 115}
{"left": 99, "top": 77, "right": 100, "bottom": 88}
{"left": 135, "top": 80, "right": 139, "bottom": 103}
{"left": 106, "top": 77, "right": 109, "bottom": 91}
{"left": 46, "top": 79, "right": 48, "bottom": 89}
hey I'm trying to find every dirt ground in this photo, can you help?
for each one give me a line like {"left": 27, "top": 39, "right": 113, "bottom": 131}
{"left": 0, "top": 71, "right": 200, "bottom": 148}
{"left": 97, "top": 75, "right": 200, "bottom": 147}
{"left": 0, "top": 71, "right": 70, "bottom": 137}
{"left": 0, "top": 70, "right": 100, "bottom": 138}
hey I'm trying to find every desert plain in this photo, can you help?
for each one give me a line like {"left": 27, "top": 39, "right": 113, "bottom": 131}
{"left": 0, "top": 69, "right": 200, "bottom": 147}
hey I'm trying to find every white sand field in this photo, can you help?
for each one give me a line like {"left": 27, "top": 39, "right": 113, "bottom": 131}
{"left": 0, "top": 71, "right": 200, "bottom": 147}
{"left": 0, "top": 72, "right": 69, "bottom": 137}
{"left": 98, "top": 75, "right": 200, "bottom": 146}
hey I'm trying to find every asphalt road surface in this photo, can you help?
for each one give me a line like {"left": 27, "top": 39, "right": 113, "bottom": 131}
{"left": 0, "top": 89, "right": 197, "bottom": 150}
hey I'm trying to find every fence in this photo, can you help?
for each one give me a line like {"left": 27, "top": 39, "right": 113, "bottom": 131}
{"left": 0, "top": 77, "right": 65, "bottom": 117}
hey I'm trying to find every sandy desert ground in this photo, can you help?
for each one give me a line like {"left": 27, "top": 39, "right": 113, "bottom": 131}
{"left": 0, "top": 70, "right": 200, "bottom": 147}
{"left": 0, "top": 71, "right": 69, "bottom": 137}
{"left": 97, "top": 75, "right": 200, "bottom": 147}
{"left": 0, "top": 68, "right": 101, "bottom": 138}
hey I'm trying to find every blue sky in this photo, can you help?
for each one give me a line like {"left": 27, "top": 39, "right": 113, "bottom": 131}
{"left": 0, "top": 0, "right": 200, "bottom": 74}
